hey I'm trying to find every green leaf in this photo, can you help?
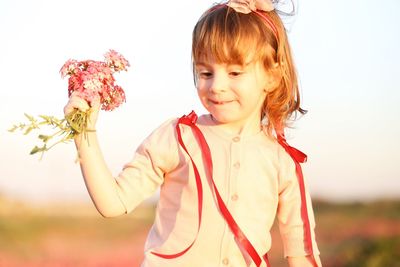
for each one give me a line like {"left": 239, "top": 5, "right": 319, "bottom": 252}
{"left": 30, "top": 146, "right": 41, "bottom": 155}
{"left": 38, "top": 134, "right": 50, "bottom": 142}
{"left": 10, "top": 112, "right": 83, "bottom": 158}
{"left": 39, "top": 115, "right": 49, "bottom": 120}
{"left": 24, "top": 113, "right": 35, "bottom": 122}
{"left": 24, "top": 127, "right": 33, "bottom": 135}
{"left": 8, "top": 125, "right": 17, "bottom": 132}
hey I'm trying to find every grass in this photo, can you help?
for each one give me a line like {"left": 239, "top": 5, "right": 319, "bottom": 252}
{"left": 0, "top": 197, "right": 399, "bottom": 266}
{"left": 0, "top": 199, "right": 154, "bottom": 266}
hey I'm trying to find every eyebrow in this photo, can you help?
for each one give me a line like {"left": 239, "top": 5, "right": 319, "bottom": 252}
{"left": 195, "top": 62, "right": 251, "bottom": 68}
{"left": 194, "top": 62, "right": 210, "bottom": 68}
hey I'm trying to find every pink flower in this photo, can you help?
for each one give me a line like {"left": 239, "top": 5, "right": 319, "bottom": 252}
{"left": 61, "top": 50, "right": 130, "bottom": 111}
{"left": 10, "top": 50, "right": 130, "bottom": 159}
{"left": 100, "top": 85, "right": 126, "bottom": 111}
{"left": 104, "top": 49, "right": 130, "bottom": 72}
{"left": 60, "top": 59, "right": 78, "bottom": 78}
{"left": 226, "top": 0, "right": 274, "bottom": 14}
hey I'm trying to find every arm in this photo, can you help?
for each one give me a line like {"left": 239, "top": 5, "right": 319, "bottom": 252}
{"left": 276, "top": 146, "right": 321, "bottom": 265}
{"left": 74, "top": 131, "right": 127, "bottom": 217}
{"left": 65, "top": 94, "right": 126, "bottom": 217}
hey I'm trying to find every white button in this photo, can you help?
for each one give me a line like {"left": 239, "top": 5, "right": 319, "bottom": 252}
{"left": 233, "top": 162, "right": 240, "bottom": 169}
{"left": 231, "top": 194, "right": 239, "bottom": 201}
{"left": 222, "top": 258, "right": 229, "bottom": 265}
{"left": 232, "top": 136, "right": 240, "bottom": 142}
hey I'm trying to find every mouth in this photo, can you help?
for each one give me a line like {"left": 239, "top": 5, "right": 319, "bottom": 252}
{"left": 209, "top": 99, "right": 234, "bottom": 105}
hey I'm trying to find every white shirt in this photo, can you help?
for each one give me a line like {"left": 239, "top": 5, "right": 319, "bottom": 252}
{"left": 115, "top": 114, "right": 319, "bottom": 267}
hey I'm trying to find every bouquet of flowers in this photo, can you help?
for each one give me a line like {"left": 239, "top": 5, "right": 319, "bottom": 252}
{"left": 9, "top": 50, "right": 130, "bottom": 158}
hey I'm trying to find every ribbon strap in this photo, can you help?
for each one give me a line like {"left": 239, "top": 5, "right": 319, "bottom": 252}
{"left": 150, "top": 112, "right": 204, "bottom": 259}
{"left": 277, "top": 133, "right": 318, "bottom": 267}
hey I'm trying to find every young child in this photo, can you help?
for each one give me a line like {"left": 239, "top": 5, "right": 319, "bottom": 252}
{"left": 64, "top": 1, "right": 321, "bottom": 266}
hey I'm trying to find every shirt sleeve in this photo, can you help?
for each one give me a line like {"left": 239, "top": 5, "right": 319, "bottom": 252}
{"left": 276, "top": 146, "right": 320, "bottom": 258}
{"left": 115, "top": 118, "right": 180, "bottom": 213}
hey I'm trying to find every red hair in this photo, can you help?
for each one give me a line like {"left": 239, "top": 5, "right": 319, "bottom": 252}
{"left": 192, "top": 5, "right": 306, "bottom": 135}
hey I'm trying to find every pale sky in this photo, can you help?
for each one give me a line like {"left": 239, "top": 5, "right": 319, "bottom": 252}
{"left": 1, "top": 0, "right": 399, "bottom": 203}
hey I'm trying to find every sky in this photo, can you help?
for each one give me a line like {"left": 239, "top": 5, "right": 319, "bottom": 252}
{"left": 0, "top": 0, "right": 399, "bottom": 204}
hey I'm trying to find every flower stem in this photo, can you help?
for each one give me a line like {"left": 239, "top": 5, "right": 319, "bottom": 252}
{"left": 9, "top": 109, "right": 93, "bottom": 160}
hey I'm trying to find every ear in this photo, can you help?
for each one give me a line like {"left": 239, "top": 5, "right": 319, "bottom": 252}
{"left": 264, "top": 63, "right": 281, "bottom": 93}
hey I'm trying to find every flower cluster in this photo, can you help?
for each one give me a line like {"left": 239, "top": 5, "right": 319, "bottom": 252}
{"left": 10, "top": 50, "right": 130, "bottom": 158}
{"left": 60, "top": 49, "right": 130, "bottom": 111}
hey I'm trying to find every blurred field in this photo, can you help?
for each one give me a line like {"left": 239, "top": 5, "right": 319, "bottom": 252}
{"left": 1, "top": 196, "right": 399, "bottom": 267}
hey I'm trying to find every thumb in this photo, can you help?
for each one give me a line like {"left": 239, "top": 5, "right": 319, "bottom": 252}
{"left": 86, "top": 95, "right": 101, "bottom": 129}
{"left": 90, "top": 94, "right": 101, "bottom": 111}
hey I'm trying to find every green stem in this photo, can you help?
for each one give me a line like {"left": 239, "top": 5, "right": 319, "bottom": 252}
{"left": 10, "top": 109, "right": 92, "bottom": 160}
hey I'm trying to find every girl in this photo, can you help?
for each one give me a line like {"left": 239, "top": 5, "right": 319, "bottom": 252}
{"left": 64, "top": 0, "right": 321, "bottom": 266}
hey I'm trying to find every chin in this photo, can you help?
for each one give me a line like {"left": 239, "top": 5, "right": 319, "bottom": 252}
{"left": 211, "top": 113, "right": 238, "bottom": 124}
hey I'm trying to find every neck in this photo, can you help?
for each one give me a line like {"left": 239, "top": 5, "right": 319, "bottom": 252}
{"left": 209, "top": 114, "right": 262, "bottom": 136}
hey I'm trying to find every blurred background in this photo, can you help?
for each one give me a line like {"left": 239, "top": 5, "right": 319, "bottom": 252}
{"left": 1, "top": 0, "right": 399, "bottom": 266}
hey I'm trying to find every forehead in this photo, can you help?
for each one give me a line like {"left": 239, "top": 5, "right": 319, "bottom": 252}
{"left": 193, "top": 48, "right": 259, "bottom": 66}
{"left": 192, "top": 27, "right": 264, "bottom": 67}
{"left": 194, "top": 55, "right": 255, "bottom": 68}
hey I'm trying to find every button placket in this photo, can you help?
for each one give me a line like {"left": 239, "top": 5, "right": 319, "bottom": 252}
{"left": 229, "top": 135, "right": 241, "bottom": 207}
{"left": 218, "top": 135, "right": 240, "bottom": 265}
{"left": 232, "top": 136, "right": 241, "bottom": 143}
{"left": 233, "top": 162, "right": 240, "bottom": 169}
{"left": 218, "top": 135, "right": 242, "bottom": 266}
{"left": 231, "top": 193, "right": 239, "bottom": 201}
{"left": 222, "top": 257, "right": 230, "bottom": 265}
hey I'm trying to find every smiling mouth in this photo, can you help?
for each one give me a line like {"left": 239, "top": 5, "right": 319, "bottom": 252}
{"left": 210, "top": 99, "right": 234, "bottom": 105}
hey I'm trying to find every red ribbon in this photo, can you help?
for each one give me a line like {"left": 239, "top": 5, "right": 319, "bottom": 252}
{"left": 152, "top": 111, "right": 317, "bottom": 267}
{"left": 150, "top": 112, "right": 203, "bottom": 259}
{"left": 277, "top": 133, "right": 318, "bottom": 267}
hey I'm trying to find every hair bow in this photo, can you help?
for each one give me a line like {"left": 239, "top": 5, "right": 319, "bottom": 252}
{"left": 225, "top": 0, "right": 297, "bottom": 31}
{"left": 226, "top": 0, "right": 274, "bottom": 14}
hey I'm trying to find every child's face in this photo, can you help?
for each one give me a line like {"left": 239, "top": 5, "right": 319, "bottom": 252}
{"left": 195, "top": 57, "right": 273, "bottom": 132}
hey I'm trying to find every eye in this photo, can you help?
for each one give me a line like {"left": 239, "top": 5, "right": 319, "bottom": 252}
{"left": 228, "top": 64, "right": 245, "bottom": 77}
{"left": 198, "top": 71, "right": 213, "bottom": 79}
{"left": 229, "top": 71, "right": 243, "bottom": 77}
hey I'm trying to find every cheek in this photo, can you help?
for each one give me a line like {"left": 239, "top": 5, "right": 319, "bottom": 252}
{"left": 196, "top": 82, "right": 208, "bottom": 96}
{"left": 196, "top": 86, "right": 207, "bottom": 103}
{"left": 196, "top": 78, "right": 206, "bottom": 89}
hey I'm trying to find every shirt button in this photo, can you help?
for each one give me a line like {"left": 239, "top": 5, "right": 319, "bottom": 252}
{"left": 232, "top": 136, "right": 240, "bottom": 142}
{"left": 231, "top": 194, "right": 239, "bottom": 201}
{"left": 233, "top": 162, "right": 240, "bottom": 169}
{"left": 222, "top": 258, "right": 229, "bottom": 265}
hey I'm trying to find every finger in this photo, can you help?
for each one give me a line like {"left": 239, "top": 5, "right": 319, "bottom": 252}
{"left": 64, "top": 96, "right": 91, "bottom": 115}
{"left": 90, "top": 94, "right": 101, "bottom": 110}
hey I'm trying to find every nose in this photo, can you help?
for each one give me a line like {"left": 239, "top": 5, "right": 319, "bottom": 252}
{"left": 208, "top": 72, "right": 227, "bottom": 94}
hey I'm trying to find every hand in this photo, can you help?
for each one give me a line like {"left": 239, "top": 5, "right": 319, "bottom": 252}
{"left": 64, "top": 92, "right": 100, "bottom": 131}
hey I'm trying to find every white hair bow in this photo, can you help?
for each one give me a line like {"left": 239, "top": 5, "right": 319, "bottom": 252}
{"left": 226, "top": 0, "right": 274, "bottom": 14}
{"left": 225, "top": 0, "right": 297, "bottom": 31}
